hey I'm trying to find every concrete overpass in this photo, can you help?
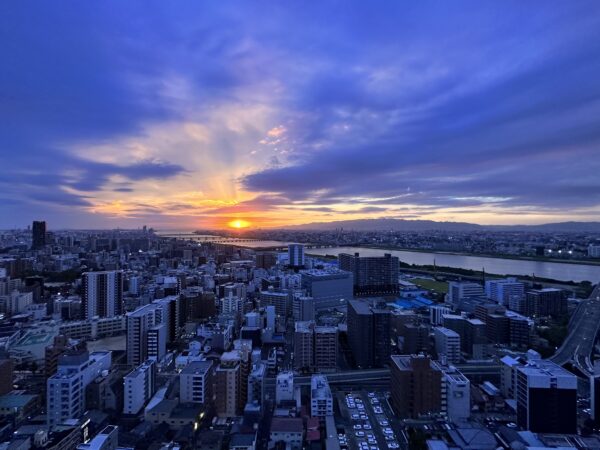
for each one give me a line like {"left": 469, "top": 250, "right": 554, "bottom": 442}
{"left": 550, "top": 283, "right": 600, "bottom": 377}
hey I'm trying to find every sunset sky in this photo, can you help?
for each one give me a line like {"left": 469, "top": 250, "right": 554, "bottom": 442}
{"left": 2, "top": 1, "right": 600, "bottom": 230}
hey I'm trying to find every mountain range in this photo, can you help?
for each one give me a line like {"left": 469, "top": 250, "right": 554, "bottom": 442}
{"left": 280, "top": 219, "right": 600, "bottom": 233}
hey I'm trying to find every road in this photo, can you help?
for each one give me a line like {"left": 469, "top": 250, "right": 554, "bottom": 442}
{"left": 550, "top": 283, "right": 600, "bottom": 376}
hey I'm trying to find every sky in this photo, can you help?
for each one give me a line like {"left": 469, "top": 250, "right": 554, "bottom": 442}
{"left": 2, "top": 1, "right": 600, "bottom": 230}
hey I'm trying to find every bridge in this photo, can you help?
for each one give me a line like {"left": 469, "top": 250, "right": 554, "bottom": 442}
{"left": 550, "top": 283, "right": 600, "bottom": 377}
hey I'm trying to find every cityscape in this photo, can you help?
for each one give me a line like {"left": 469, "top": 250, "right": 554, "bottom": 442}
{"left": 2, "top": 2, "right": 600, "bottom": 450}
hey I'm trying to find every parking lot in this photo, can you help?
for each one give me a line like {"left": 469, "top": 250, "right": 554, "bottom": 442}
{"left": 336, "top": 390, "right": 408, "bottom": 450}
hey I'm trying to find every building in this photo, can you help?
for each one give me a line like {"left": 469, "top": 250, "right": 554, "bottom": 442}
{"left": 516, "top": 360, "right": 577, "bottom": 433}
{"left": 288, "top": 244, "right": 305, "bottom": 268}
{"left": 32, "top": 221, "right": 46, "bottom": 249}
{"left": 485, "top": 278, "right": 524, "bottom": 307}
{"left": 525, "top": 288, "right": 566, "bottom": 317}
{"left": 46, "top": 351, "right": 112, "bottom": 427}
{"left": 438, "top": 364, "right": 470, "bottom": 422}
{"left": 442, "top": 314, "right": 487, "bottom": 358}
{"left": 276, "top": 371, "right": 295, "bottom": 406}
{"left": 390, "top": 355, "right": 442, "bottom": 419}
{"left": 401, "top": 323, "right": 430, "bottom": 354}
{"left": 430, "top": 305, "right": 452, "bottom": 326}
{"left": 300, "top": 269, "right": 353, "bottom": 310}
{"left": 269, "top": 418, "right": 303, "bottom": 450}
{"left": 255, "top": 252, "right": 278, "bottom": 270}
{"left": 216, "top": 351, "right": 242, "bottom": 417}
{"left": 259, "top": 288, "right": 290, "bottom": 318}
{"left": 591, "top": 361, "right": 600, "bottom": 427}
{"left": 247, "top": 363, "right": 266, "bottom": 406}
{"left": 292, "top": 294, "right": 315, "bottom": 321}
{"left": 588, "top": 244, "right": 600, "bottom": 258}
{"left": 310, "top": 375, "right": 333, "bottom": 418}
{"left": 294, "top": 321, "right": 338, "bottom": 373}
{"left": 347, "top": 299, "right": 391, "bottom": 368}
{"left": 434, "top": 327, "right": 461, "bottom": 364}
{"left": 126, "top": 303, "right": 164, "bottom": 366}
{"left": 180, "top": 360, "right": 213, "bottom": 404}
{"left": 123, "top": 360, "right": 156, "bottom": 415}
{"left": 77, "top": 425, "right": 118, "bottom": 450}
{"left": 82, "top": 271, "right": 124, "bottom": 319}
{"left": 314, "top": 326, "right": 337, "bottom": 372}
{"left": 0, "top": 359, "right": 14, "bottom": 395}
{"left": 339, "top": 252, "right": 399, "bottom": 297}
{"left": 448, "top": 282, "right": 484, "bottom": 305}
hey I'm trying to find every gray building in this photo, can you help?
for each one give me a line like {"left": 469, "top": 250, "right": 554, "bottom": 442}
{"left": 300, "top": 268, "right": 353, "bottom": 310}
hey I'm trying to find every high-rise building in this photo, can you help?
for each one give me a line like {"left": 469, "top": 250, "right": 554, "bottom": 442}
{"left": 525, "top": 288, "right": 566, "bottom": 318}
{"left": 82, "top": 271, "right": 124, "bottom": 319}
{"left": 293, "top": 321, "right": 337, "bottom": 373}
{"left": 32, "top": 220, "right": 46, "bottom": 249}
{"left": 310, "top": 375, "right": 333, "bottom": 418}
{"left": 300, "top": 269, "right": 353, "bottom": 310}
{"left": 123, "top": 360, "right": 156, "bottom": 415}
{"left": 288, "top": 244, "right": 305, "bottom": 268}
{"left": 259, "top": 288, "right": 291, "bottom": 317}
{"left": 434, "top": 327, "right": 461, "bottom": 364}
{"left": 292, "top": 294, "right": 315, "bottom": 321}
{"left": 256, "top": 251, "right": 278, "bottom": 270}
{"left": 516, "top": 360, "right": 577, "bottom": 433}
{"left": 216, "top": 351, "right": 242, "bottom": 417}
{"left": 390, "top": 355, "right": 442, "bottom": 419}
{"left": 126, "top": 303, "right": 163, "bottom": 366}
{"left": 180, "top": 360, "right": 214, "bottom": 404}
{"left": 347, "top": 299, "right": 391, "bottom": 368}
{"left": 442, "top": 314, "right": 487, "bottom": 358}
{"left": 339, "top": 252, "right": 399, "bottom": 297}
{"left": 47, "top": 351, "right": 112, "bottom": 427}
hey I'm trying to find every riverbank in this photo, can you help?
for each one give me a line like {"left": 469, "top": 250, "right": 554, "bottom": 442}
{"left": 353, "top": 244, "right": 600, "bottom": 266}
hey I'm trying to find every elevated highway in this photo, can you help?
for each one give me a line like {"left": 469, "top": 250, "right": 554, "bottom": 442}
{"left": 550, "top": 283, "right": 600, "bottom": 377}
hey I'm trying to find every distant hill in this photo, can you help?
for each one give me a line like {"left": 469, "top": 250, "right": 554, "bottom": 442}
{"left": 280, "top": 218, "right": 600, "bottom": 232}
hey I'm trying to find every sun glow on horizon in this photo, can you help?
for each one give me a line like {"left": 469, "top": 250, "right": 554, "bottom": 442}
{"left": 228, "top": 219, "right": 251, "bottom": 229}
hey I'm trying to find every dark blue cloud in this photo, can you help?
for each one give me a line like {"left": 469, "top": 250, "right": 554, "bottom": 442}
{"left": 2, "top": 0, "right": 600, "bottom": 227}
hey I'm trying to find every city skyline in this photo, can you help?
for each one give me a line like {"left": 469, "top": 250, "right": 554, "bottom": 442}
{"left": 3, "top": 2, "right": 600, "bottom": 229}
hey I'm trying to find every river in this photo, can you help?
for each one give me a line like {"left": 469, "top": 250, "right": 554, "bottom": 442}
{"left": 306, "top": 246, "right": 600, "bottom": 283}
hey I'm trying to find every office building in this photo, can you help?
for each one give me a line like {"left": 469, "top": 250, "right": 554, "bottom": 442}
{"left": 516, "top": 360, "right": 577, "bottom": 433}
{"left": 247, "top": 363, "right": 266, "bottom": 405}
{"left": 256, "top": 252, "right": 278, "bottom": 269}
{"left": 294, "top": 321, "right": 314, "bottom": 371}
{"left": 180, "top": 360, "right": 214, "bottom": 404}
{"left": 153, "top": 295, "right": 181, "bottom": 342}
{"left": 310, "top": 375, "right": 333, "bottom": 418}
{"left": 391, "top": 355, "right": 442, "bottom": 419}
{"left": 123, "top": 360, "right": 156, "bottom": 415}
{"left": 485, "top": 278, "right": 524, "bottom": 307}
{"left": 434, "top": 327, "right": 461, "bottom": 364}
{"left": 47, "top": 350, "right": 112, "bottom": 427}
{"left": 442, "top": 314, "right": 487, "bottom": 358}
{"left": 347, "top": 299, "right": 391, "bottom": 368}
{"left": 82, "top": 271, "right": 124, "bottom": 319}
{"left": 401, "top": 323, "right": 430, "bottom": 354}
{"left": 340, "top": 252, "right": 399, "bottom": 297}
{"left": 288, "top": 244, "right": 305, "bottom": 268}
{"left": 300, "top": 268, "right": 353, "bottom": 310}
{"left": 32, "top": 220, "right": 46, "bottom": 249}
{"left": 294, "top": 321, "right": 338, "bottom": 373}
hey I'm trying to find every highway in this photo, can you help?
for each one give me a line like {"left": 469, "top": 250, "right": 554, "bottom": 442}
{"left": 550, "top": 283, "right": 600, "bottom": 377}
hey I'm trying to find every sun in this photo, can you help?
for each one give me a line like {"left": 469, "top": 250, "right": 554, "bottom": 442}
{"left": 228, "top": 219, "right": 251, "bottom": 229}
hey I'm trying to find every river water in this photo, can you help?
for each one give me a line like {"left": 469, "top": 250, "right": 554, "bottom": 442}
{"left": 306, "top": 246, "right": 600, "bottom": 283}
